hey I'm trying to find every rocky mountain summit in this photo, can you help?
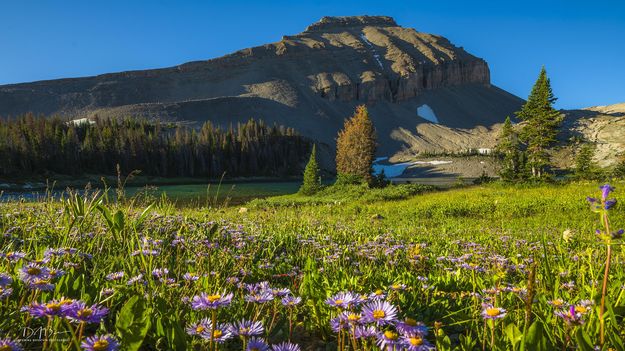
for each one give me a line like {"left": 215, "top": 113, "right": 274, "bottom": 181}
{"left": 0, "top": 16, "right": 523, "bottom": 157}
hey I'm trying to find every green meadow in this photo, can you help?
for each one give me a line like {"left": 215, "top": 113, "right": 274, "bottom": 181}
{"left": 1, "top": 181, "right": 624, "bottom": 350}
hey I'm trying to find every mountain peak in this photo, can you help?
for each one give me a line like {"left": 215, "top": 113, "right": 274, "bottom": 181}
{"left": 304, "top": 16, "right": 398, "bottom": 32}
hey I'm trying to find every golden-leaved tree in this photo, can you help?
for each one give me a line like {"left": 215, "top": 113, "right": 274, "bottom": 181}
{"left": 335, "top": 105, "right": 377, "bottom": 184}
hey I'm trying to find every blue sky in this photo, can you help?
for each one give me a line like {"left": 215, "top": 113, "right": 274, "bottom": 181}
{"left": 1, "top": 0, "right": 623, "bottom": 109}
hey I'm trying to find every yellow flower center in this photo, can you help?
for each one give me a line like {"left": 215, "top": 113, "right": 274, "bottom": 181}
{"left": 409, "top": 336, "right": 423, "bottom": 346}
{"left": 46, "top": 302, "right": 62, "bottom": 311}
{"left": 405, "top": 317, "right": 417, "bottom": 326}
{"left": 27, "top": 267, "right": 41, "bottom": 275}
{"left": 485, "top": 308, "right": 501, "bottom": 317}
{"left": 575, "top": 306, "right": 588, "bottom": 314}
{"left": 383, "top": 331, "right": 398, "bottom": 340}
{"left": 347, "top": 313, "right": 360, "bottom": 322}
{"left": 207, "top": 294, "right": 221, "bottom": 302}
{"left": 392, "top": 284, "right": 400, "bottom": 289}
{"left": 196, "top": 326, "right": 205, "bottom": 334}
{"left": 372, "top": 309, "right": 386, "bottom": 319}
{"left": 213, "top": 330, "right": 223, "bottom": 338}
{"left": 250, "top": 349, "right": 259, "bottom": 351}
{"left": 92, "top": 340, "right": 109, "bottom": 351}
{"left": 551, "top": 299, "right": 563, "bottom": 307}
{"left": 374, "top": 289, "right": 383, "bottom": 295}
{"left": 78, "top": 308, "right": 93, "bottom": 318}
{"left": 0, "top": 346, "right": 12, "bottom": 351}
{"left": 334, "top": 299, "right": 343, "bottom": 305}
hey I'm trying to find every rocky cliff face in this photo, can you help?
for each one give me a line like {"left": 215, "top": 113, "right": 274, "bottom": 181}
{"left": 0, "top": 16, "right": 522, "bottom": 158}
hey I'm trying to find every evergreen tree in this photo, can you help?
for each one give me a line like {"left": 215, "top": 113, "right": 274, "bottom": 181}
{"left": 515, "top": 66, "right": 564, "bottom": 179}
{"left": 335, "top": 105, "right": 377, "bottom": 184}
{"left": 495, "top": 116, "right": 522, "bottom": 180}
{"left": 574, "top": 143, "right": 597, "bottom": 179}
{"left": 299, "top": 144, "right": 322, "bottom": 195}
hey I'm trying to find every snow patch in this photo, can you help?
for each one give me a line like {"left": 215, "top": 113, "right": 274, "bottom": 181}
{"left": 68, "top": 118, "right": 95, "bottom": 126}
{"left": 417, "top": 104, "right": 439, "bottom": 123}
{"left": 373, "top": 158, "right": 452, "bottom": 178}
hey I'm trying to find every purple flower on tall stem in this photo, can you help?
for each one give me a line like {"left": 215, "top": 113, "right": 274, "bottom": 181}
{"left": 0, "top": 286, "right": 12, "bottom": 299}
{"left": 362, "top": 300, "right": 398, "bottom": 325}
{"left": 600, "top": 184, "right": 614, "bottom": 201}
{"left": 65, "top": 301, "right": 109, "bottom": 324}
{"left": 555, "top": 305, "right": 585, "bottom": 326}
{"left": 0, "top": 338, "right": 22, "bottom": 351}
{"left": 80, "top": 334, "right": 120, "bottom": 351}
{"left": 190, "top": 292, "right": 233, "bottom": 310}
{"left": 27, "top": 279, "right": 55, "bottom": 291}
{"left": 354, "top": 325, "right": 378, "bottom": 339}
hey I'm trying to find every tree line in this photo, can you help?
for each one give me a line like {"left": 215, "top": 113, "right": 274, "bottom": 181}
{"left": 0, "top": 115, "right": 311, "bottom": 178}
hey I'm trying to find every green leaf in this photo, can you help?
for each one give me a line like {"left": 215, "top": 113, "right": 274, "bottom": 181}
{"left": 574, "top": 328, "right": 594, "bottom": 351}
{"left": 523, "top": 320, "right": 552, "bottom": 351}
{"left": 115, "top": 295, "right": 151, "bottom": 351}
{"left": 505, "top": 323, "right": 523, "bottom": 350}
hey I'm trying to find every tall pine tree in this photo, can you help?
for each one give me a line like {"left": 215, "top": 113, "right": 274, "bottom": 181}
{"left": 335, "top": 105, "right": 377, "bottom": 184}
{"left": 299, "top": 144, "right": 322, "bottom": 195}
{"left": 515, "top": 66, "right": 564, "bottom": 179}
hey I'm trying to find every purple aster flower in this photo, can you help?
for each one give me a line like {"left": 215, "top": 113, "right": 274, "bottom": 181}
{"left": 80, "top": 334, "right": 119, "bottom": 351}
{"left": 376, "top": 330, "right": 404, "bottom": 350}
{"left": 100, "top": 288, "right": 115, "bottom": 297}
{"left": 555, "top": 305, "right": 585, "bottom": 326}
{"left": 389, "top": 283, "right": 407, "bottom": 291}
{"left": 0, "top": 286, "right": 13, "bottom": 299}
{"left": 354, "top": 325, "right": 378, "bottom": 339}
{"left": 247, "top": 338, "right": 270, "bottom": 351}
{"left": 230, "top": 319, "right": 264, "bottom": 337}
{"left": 369, "top": 289, "right": 387, "bottom": 300}
{"left": 19, "top": 263, "right": 50, "bottom": 282}
{"left": 183, "top": 273, "right": 200, "bottom": 281}
{"left": 126, "top": 274, "right": 144, "bottom": 285}
{"left": 65, "top": 301, "right": 109, "bottom": 324}
{"left": 396, "top": 318, "right": 428, "bottom": 335}
{"left": 330, "top": 316, "right": 350, "bottom": 332}
{"left": 190, "top": 292, "right": 233, "bottom": 310}
{"left": 49, "top": 268, "right": 65, "bottom": 279}
{"left": 22, "top": 298, "right": 75, "bottom": 318}
{"left": 271, "top": 342, "right": 301, "bottom": 351}
{"left": 245, "top": 291, "right": 274, "bottom": 304}
{"left": 270, "top": 288, "right": 291, "bottom": 297}
{"left": 27, "top": 279, "right": 55, "bottom": 291}
{"left": 0, "top": 273, "right": 13, "bottom": 287}
{"left": 186, "top": 318, "right": 211, "bottom": 336}
{"left": 362, "top": 300, "right": 398, "bottom": 325}
{"left": 0, "top": 338, "right": 22, "bottom": 351}
{"left": 202, "top": 323, "right": 233, "bottom": 343}
{"left": 281, "top": 295, "right": 302, "bottom": 307}
{"left": 152, "top": 268, "right": 169, "bottom": 279}
{"left": 481, "top": 304, "right": 507, "bottom": 320}
{"left": 325, "top": 292, "right": 357, "bottom": 309}
{"left": 403, "top": 333, "right": 435, "bottom": 351}
{"left": 3, "top": 251, "right": 27, "bottom": 263}
{"left": 105, "top": 271, "right": 124, "bottom": 281}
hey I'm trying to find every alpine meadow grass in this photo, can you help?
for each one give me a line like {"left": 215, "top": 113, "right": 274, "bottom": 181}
{"left": 0, "top": 181, "right": 624, "bottom": 350}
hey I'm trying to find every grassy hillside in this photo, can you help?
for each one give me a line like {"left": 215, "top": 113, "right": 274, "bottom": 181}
{"left": 0, "top": 181, "right": 624, "bottom": 350}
